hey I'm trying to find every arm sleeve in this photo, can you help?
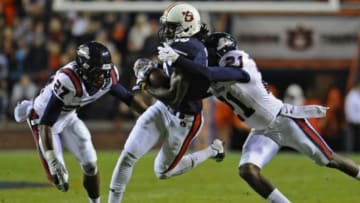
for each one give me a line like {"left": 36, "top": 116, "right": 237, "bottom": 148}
{"left": 39, "top": 92, "right": 64, "bottom": 126}
{"left": 109, "top": 84, "right": 134, "bottom": 106}
{"left": 174, "top": 55, "right": 250, "bottom": 82}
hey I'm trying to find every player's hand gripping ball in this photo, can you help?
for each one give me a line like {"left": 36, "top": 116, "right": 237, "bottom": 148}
{"left": 132, "top": 58, "right": 170, "bottom": 91}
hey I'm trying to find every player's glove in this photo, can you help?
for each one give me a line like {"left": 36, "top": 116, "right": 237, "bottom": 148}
{"left": 45, "top": 150, "right": 69, "bottom": 192}
{"left": 14, "top": 100, "right": 33, "bottom": 122}
{"left": 132, "top": 58, "right": 158, "bottom": 91}
{"left": 157, "top": 43, "right": 179, "bottom": 64}
{"left": 132, "top": 79, "right": 147, "bottom": 91}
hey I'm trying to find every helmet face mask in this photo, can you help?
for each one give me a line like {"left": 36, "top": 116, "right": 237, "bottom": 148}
{"left": 83, "top": 65, "right": 110, "bottom": 88}
{"left": 158, "top": 21, "right": 182, "bottom": 43}
{"left": 76, "top": 42, "right": 112, "bottom": 89}
{"left": 158, "top": 3, "right": 201, "bottom": 42}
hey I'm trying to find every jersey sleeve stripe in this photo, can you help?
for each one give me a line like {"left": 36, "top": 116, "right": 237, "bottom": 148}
{"left": 163, "top": 113, "right": 202, "bottom": 174}
{"left": 60, "top": 68, "right": 83, "bottom": 97}
{"left": 110, "top": 68, "right": 118, "bottom": 86}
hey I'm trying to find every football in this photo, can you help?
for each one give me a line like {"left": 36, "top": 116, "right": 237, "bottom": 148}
{"left": 148, "top": 68, "right": 170, "bottom": 88}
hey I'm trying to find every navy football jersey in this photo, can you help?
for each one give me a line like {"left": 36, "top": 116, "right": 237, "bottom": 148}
{"left": 163, "top": 37, "right": 210, "bottom": 114}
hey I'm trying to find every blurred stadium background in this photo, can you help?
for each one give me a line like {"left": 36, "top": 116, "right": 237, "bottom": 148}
{"left": 1, "top": 0, "right": 360, "bottom": 152}
{"left": 1, "top": 0, "right": 360, "bottom": 202}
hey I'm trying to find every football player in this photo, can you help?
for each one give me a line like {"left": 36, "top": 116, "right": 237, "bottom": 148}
{"left": 107, "top": 3, "right": 239, "bottom": 203}
{"left": 158, "top": 32, "right": 360, "bottom": 203}
{"left": 14, "top": 41, "right": 147, "bottom": 203}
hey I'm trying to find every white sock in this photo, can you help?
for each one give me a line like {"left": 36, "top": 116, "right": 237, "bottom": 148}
{"left": 88, "top": 196, "right": 100, "bottom": 203}
{"left": 108, "top": 189, "right": 123, "bottom": 203}
{"left": 356, "top": 166, "right": 360, "bottom": 179}
{"left": 267, "top": 188, "right": 291, "bottom": 203}
{"left": 188, "top": 146, "right": 215, "bottom": 167}
{"left": 165, "top": 146, "right": 214, "bottom": 177}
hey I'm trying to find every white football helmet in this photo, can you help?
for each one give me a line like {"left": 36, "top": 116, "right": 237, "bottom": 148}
{"left": 159, "top": 2, "right": 202, "bottom": 42}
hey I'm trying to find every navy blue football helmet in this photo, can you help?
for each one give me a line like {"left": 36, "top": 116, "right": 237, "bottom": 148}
{"left": 206, "top": 32, "right": 237, "bottom": 58}
{"left": 75, "top": 41, "right": 112, "bottom": 89}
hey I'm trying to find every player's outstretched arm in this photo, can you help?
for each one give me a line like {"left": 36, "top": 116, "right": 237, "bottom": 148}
{"left": 129, "top": 94, "right": 148, "bottom": 114}
{"left": 175, "top": 55, "right": 249, "bottom": 82}
{"left": 158, "top": 43, "right": 249, "bottom": 82}
{"left": 110, "top": 84, "right": 147, "bottom": 114}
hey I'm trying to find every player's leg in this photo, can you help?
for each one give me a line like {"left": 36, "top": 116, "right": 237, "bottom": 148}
{"left": 288, "top": 118, "right": 360, "bottom": 180}
{"left": 26, "top": 110, "right": 69, "bottom": 191}
{"left": 239, "top": 130, "right": 291, "bottom": 203}
{"left": 27, "top": 115, "right": 55, "bottom": 183}
{"left": 326, "top": 153, "right": 360, "bottom": 178}
{"left": 109, "top": 102, "right": 165, "bottom": 203}
{"left": 154, "top": 112, "right": 224, "bottom": 179}
{"left": 50, "top": 132, "right": 69, "bottom": 191}
{"left": 62, "top": 117, "right": 100, "bottom": 203}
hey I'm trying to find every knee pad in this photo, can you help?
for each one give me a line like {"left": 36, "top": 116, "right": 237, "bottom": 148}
{"left": 81, "top": 162, "right": 98, "bottom": 176}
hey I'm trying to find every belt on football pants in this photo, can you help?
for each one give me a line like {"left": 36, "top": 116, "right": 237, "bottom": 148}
{"left": 168, "top": 107, "right": 196, "bottom": 119}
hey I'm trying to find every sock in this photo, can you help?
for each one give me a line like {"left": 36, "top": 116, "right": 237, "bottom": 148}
{"left": 356, "top": 166, "right": 360, "bottom": 179}
{"left": 165, "top": 146, "right": 214, "bottom": 177}
{"left": 88, "top": 196, "right": 100, "bottom": 203}
{"left": 108, "top": 189, "right": 123, "bottom": 203}
{"left": 266, "top": 188, "right": 291, "bottom": 203}
{"left": 190, "top": 146, "right": 217, "bottom": 164}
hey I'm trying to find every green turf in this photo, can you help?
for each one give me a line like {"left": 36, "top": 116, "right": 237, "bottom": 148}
{"left": 0, "top": 150, "right": 359, "bottom": 203}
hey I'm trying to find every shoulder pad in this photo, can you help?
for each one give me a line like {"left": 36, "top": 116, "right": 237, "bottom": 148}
{"left": 56, "top": 68, "right": 83, "bottom": 97}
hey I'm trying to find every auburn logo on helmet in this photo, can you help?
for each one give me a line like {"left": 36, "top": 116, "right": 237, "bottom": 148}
{"left": 182, "top": 11, "right": 194, "bottom": 22}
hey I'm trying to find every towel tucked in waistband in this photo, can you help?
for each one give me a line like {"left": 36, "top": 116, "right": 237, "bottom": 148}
{"left": 280, "top": 103, "right": 329, "bottom": 119}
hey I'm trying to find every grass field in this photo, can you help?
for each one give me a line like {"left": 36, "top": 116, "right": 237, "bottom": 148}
{"left": 0, "top": 150, "right": 359, "bottom": 203}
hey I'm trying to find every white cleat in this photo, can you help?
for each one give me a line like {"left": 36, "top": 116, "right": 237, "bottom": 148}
{"left": 210, "top": 139, "right": 225, "bottom": 162}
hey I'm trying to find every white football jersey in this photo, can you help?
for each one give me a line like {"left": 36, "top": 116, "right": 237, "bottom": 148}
{"left": 33, "top": 61, "right": 120, "bottom": 122}
{"left": 210, "top": 50, "right": 283, "bottom": 129}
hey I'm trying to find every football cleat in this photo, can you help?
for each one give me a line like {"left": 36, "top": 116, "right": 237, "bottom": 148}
{"left": 210, "top": 139, "right": 225, "bottom": 162}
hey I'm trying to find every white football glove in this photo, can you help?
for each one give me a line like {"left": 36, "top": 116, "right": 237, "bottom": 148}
{"left": 45, "top": 150, "right": 69, "bottom": 192}
{"left": 132, "top": 77, "right": 147, "bottom": 91}
{"left": 14, "top": 100, "right": 33, "bottom": 122}
{"left": 157, "top": 43, "right": 179, "bottom": 64}
{"left": 132, "top": 58, "right": 158, "bottom": 91}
